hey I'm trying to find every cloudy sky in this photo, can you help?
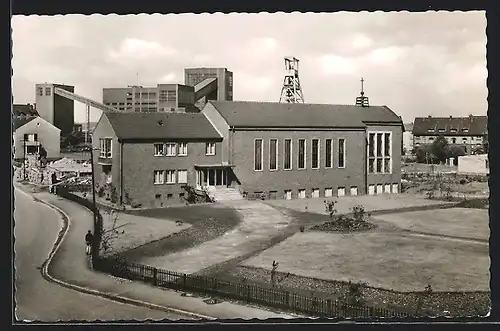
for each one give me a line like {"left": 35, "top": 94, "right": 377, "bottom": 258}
{"left": 12, "top": 11, "right": 487, "bottom": 124}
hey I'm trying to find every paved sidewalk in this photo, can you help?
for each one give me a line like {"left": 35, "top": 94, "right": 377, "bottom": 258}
{"left": 15, "top": 184, "right": 298, "bottom": 320}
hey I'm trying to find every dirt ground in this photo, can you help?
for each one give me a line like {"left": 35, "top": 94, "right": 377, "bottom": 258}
{"left": 265, "top": 193, "right": 454, "bottom": 215}
{"left": 240, "top": 229, "right": 490, "bottom": 292}
{"left": 403, "top": 180, "right": 489, "bottom": 196}
{"left": 372, "top": 208, "right": 489, "bottom": 241}
{"left": 401, "top": 163, "right": 457, "bottom": 174}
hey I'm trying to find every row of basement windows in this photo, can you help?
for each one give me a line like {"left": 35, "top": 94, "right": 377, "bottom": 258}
{"left": 276, "top": 183, "right": 399, "bottom": 200}
{"left": 154, "top": 142, "right": 216, "bottom": 156}
{"left": 278, "top": 183, "right": 399, "bottom": 200}
{"left": 153, "top": 169, "right": 188, "bottom": 185}
{"left": 254, "top": 138, "right": 346, "bottom": 171}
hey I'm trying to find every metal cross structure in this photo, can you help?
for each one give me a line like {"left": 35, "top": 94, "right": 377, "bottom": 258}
{"left": 279, "top": 57, "right": 305, "bottom": 103}
{"left": 355, "top": 77, "right": 370, "bottom": 107}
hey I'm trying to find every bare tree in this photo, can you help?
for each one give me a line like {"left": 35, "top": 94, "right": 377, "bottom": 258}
{"left": 270, "top": 260, "right": 290, "bottom": 288}
{"left": 99, "top": 208, "right": 126, "bottom": 255}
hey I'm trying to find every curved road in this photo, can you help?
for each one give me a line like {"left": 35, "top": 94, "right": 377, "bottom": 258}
{"left": 14, "top": 188, "right": 187, "bottom": 322}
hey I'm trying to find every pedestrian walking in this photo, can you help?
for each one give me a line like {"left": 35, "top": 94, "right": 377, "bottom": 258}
{"left": 85, "top": 230, "right": 94, "bottom": 256}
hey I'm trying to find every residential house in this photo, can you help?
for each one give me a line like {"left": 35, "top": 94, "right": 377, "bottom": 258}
{"left": 403, "top": 123, "right": 414, "bottom": 155}
{"left": 412, "top": 115, "right": 488, "bottom": 154}
{"left": 91, "top": 112, "right": 223, "bottom": 207}
{"left": 13, "top": 116, "right": 61, "bottom": 160}
{"left": 13, "top": 104, "right": 38, "bottom": 118}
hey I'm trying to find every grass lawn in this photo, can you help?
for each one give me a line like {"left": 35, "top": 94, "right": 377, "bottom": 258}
{"left": 126, "top": 203, "right": 240, "bottom": 224}
{"left": 372, "top": 208, "right": 489, "bottom": 241}
{"left": 101, "top": 211, "right": 191, "bottom": 255}
{"left": 119, "top": 204, "right": 243, "bottom": 261}
{"left": 241, "top": 231, "right": 490, "bottom": 292}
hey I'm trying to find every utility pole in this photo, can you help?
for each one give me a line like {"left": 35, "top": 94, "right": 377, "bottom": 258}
{"left": 88, "top": 141, "right": 99, "bottom": 260}
{"left": 22, "top": 136, "right": 27, "bottom": 181}
{"left": 85, "top": 103, "right": 90, "bottom": 145}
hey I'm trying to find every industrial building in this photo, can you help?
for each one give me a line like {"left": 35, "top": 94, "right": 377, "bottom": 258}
{"left": 412, "top": 115, "right": 488, "bottom": 153}
{"left": 102, "top": 84, "right": 199, "bottom": 113}
{"left": 102, "top": 67, "right": 233, "bottom": 113}
{"left": 35, "top": 83, "right": 75, "bottom": 136}
{"left": 184, "top": 67, "right": 233, "bottom": 106}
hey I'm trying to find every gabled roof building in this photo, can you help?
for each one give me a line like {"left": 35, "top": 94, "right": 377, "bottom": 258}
{"left": 92, "top": 100, "right": 404, "bottom": 207}
{"left": 412, "top": 115, "right": 487, "bottom": 150}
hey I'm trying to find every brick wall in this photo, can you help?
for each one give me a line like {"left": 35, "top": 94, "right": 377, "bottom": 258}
{"left": 366, "top": 125, "right": 403, "bottom": 194}
{"left": 122, "top": 141, "right": 223, "bottom": 207}
{"left": 230, "top": 129, "right": 367, "bottom": 199}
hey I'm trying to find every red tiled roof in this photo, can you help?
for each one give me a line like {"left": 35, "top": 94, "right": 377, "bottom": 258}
{"left": 208, "top": 101, "right": 402, "bottom": 128}
{"left": 105, "top": 112, "right": 222, "bottom": 140}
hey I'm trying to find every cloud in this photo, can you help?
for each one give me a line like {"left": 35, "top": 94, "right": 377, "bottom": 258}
{"left": 11, "top": 12, "right": 487, "bottom": 123}
{"left": 366, "top": 46, "right": 407, "bottom": 66}
{"left": 159, "top": 73, "right": 177, "bottom": 83}
{"left": 351, "top": 34, "right": 374, "bottom": 50}
{"left": 107, "top": 38, "right": 177, "bottom": 63}
{"left": 317, "top": 54, "right": 358, "bottom": 75}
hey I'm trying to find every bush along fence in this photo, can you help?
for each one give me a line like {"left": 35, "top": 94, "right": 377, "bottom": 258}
{"left": 92, "top": 256, "right": 410, "bottom": 319}
{"left": 56, "top": 185, "right": 410, "bottom": 319}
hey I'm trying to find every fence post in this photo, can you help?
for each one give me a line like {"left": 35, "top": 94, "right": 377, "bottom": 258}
{"left": 369, "top": 306, "right": 374, "bottom": 317}
{"left": 183, "top": 274, "right": 187, "bottom": 288}
{"left": 285, "top": 291, "right": 290, "bottom": 307}
{"left": 246, "top": 285, "right": 251, "bottom": 302}
{"left": 152, "top": 268, "right": 158, "bottom": 286}
{"left": 327, "top": 299, "right": 332, "bottom": 317}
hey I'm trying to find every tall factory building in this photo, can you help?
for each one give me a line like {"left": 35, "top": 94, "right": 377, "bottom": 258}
{"left": 184, "top": 67, "right": 233, "bottom": 102}
{"left": 102, "top": 84, "right": 197, "bottom": 113}
{"left": 35, "top": 83, "right": 75, "bottom": 136}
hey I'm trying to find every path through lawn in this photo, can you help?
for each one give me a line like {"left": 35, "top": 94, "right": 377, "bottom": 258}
{"left": 371, "top": 208, "right": 489, "bottom": 241}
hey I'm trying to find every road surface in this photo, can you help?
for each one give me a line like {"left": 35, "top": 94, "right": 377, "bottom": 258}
{"left": 13, "top": 188, "right": 189, "bottom": 322}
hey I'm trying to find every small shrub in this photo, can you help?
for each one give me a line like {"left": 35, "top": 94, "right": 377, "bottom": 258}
{"left": 344, "top": 281, "right": 366, "bottom": 306}
{"left": 299, "top": 226, "right": 305, "bottom": 233}
{"left": 110, "top": 186, "right": 118, "bottom": 204}
{"left": 351, "top": 205, "right": 366, "bottom": 222}
{"left": 324, "top": 200, "right": 338, "bottom": 218}
{"left": 181, "top": 185, "right": 214, "bottom": 204}
{"left": 97, "top": 186, "right": 105, "bottom": 198}
{"left": 425, "top": 190, "right": 435, "bottom": 200}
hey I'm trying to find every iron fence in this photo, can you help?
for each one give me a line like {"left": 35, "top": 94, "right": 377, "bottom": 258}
{"left": 93, "top": 256, "right": 409, "bottom": 319}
